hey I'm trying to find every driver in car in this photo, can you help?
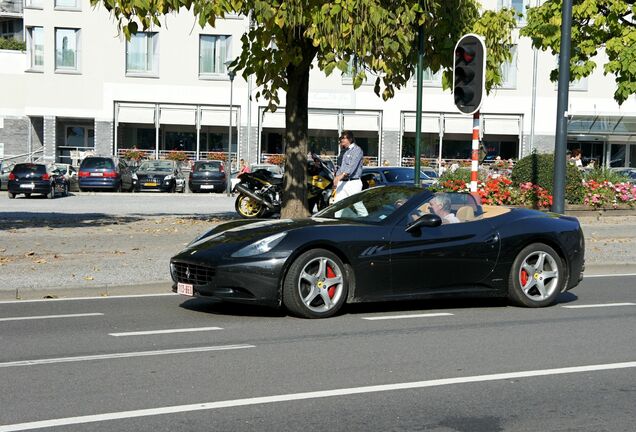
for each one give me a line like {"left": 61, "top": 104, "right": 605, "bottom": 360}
{"left": 430, "top": 193, "right": 459, "bottom": 224}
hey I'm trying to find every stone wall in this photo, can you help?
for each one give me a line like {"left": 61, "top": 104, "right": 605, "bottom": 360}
{"left": 381, "top": 130, "right": 400, "bottom": 166}
{"left": 0, "top": 116, "right": 28, "bottom": 158}
{"left": 95, "top": 121, "right": 113, "bottom": 156}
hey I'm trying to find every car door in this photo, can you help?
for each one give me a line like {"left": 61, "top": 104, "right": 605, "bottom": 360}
{"left": 389, "top": 215, "right": 500, "bottom": 296}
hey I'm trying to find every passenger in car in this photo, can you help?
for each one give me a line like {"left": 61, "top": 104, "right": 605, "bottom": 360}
{"left": 430, "top": 193, "right": 460, "bottom": 224}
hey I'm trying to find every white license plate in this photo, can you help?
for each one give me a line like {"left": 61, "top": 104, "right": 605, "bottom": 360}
{"left": 90, "top": 172, "right": 103, "bottom": 177}
{"left": 20, "top": 183, "right": 35, "bottom": 189}
{"left": 200, "top": 185, "right": 214, "bottom": 189}
{"left": 177, "top": 282, "right": 194, "bottom": 296}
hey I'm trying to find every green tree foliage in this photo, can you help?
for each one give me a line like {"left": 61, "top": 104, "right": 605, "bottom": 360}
{"left": 511, "top": 152, "right": 584, "bottom": 204}
{"left": 521, "top": 0, "right": 636, "bottom": 105}
{"left": 91, "top": 0, "right": 515, "bottom": 217}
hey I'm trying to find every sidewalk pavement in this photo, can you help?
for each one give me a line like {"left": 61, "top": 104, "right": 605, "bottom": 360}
{"left": 1, "top": 214, "right": 635, "bottom": 301}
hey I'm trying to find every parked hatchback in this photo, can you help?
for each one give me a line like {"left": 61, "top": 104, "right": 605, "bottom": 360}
{"left": 7, "top": 163, "right": 69, "bottom": 199}
{"left": 134, "top": 160, "right": 186, "bottom": 193}
{"left": 189, "top": 160, "right": 226, "bottom": 193}
{"left": 78, "top": 156, "right": 133, "bottom": 192}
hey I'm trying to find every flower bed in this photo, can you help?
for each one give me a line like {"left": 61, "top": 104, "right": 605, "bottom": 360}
{"left": 434, "top": 175, "right": 636, "bottom": 210}
{"left": 583, "top": 180, "right": 636, "bottom": 209}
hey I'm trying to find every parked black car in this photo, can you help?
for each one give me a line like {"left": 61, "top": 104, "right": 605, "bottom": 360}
{"left": 361, "top": 166, "right": 437, "bottom": 189}
{"left": 189, "top": 160, "right": 226, "bottom": 193}
{"left": 134, "top": 160, "right": 186, "bottom": 193}
{"left": 78, "top": 156, "right": 134, "bottom": 192}
{"left": 7, "top": 163, "right": 70, "bottom": 199}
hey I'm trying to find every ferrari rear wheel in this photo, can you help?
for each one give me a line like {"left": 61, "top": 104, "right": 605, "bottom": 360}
{"left": 508, "top": 243, "right": 565, "bottom": 307}
{"left": 283, "top": 249, "right": 348, "bottom": 318}
{"left": 235, "top": 194, "right": 265, "bottom": 218}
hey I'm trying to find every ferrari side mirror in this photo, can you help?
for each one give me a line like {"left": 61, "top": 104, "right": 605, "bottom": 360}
{"left": 406, "top": 213, "right": 442, "bottom": 233}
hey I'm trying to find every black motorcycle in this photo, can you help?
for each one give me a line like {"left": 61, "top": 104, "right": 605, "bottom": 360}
{"left": 234, "top": 154, "right": 334, "bottom": 219}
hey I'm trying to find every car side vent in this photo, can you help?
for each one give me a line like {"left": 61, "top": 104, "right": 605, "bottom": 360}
{"left": 173, "top": 262, "right": 215, "bottom": 285}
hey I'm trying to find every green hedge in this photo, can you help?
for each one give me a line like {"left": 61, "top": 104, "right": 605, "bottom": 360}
{"left": 0, "top": 37, "right": 26, "bottom": 51}
{"left": 511, "top": 152, "right": 584, "bottom": 204}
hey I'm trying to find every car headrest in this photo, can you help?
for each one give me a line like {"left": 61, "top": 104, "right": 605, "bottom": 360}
{"left": 456, "top": 206, "right": 475, "bottom": 222}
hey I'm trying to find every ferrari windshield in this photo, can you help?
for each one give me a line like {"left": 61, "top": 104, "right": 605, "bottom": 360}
{"left": 315, "top": 186, "right": 425, "bottom": 223}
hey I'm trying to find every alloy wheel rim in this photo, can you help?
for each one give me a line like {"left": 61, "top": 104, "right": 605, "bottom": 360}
{"left": 297, "top": 257, "right": 344, "bottom": 313}
{"left": 239, "top": 196, "right": 261, "bottom": 217}
{"left": 519, "top": 251, "right": 559, "bottom": 301}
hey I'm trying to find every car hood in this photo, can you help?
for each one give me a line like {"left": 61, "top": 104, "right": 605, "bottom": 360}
{"left": 137, "top": 170, "right": 173, "bottom": 176}
{"left": 174, "top": 217, "right": 361, "bottom": 260}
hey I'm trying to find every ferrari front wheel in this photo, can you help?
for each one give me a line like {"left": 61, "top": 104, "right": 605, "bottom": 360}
{"left": 235, "top": 194, "right": 265, "bottom": 218}
{"left": 508, "top": 243, "right": 565, "bottom": 307}
{"left": 283, "top": 249, "right": 348, "bottom": 318}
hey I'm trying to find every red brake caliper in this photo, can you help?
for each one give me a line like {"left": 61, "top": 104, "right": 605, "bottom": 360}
{"left": 520, "top": 269, "right": 528, "bottom": 286}
{"left": 326, "top": 265, "right": 337, "bottom": 298}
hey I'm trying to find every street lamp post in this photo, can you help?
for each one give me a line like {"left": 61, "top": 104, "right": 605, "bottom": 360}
{"left": 226, "top": 65, "right": 236, "bottom": 197}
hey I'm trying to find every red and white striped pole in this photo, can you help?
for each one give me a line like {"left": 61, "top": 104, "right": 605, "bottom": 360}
{"left": 470, "top": 111, "right": 480, "bottom": 192}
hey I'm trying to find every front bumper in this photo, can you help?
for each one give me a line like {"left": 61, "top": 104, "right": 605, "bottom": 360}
{"left": 170, "top": 257, "right": 286, "bottom": 307}
{"left": 136, "top": 180, "right": 173, "bottom": 192}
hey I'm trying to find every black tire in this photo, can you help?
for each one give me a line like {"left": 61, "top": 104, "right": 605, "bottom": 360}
{"left": 235, "top": 194, "right": 265, "bottom": 218}
{"left": 47, "top": 185, "right": 55, "bottom": 199}
{"left": 25, "top": 193, "right": 31, "bottom": 198}
{"left": 8, "top": 191, "right": 16, "bottom": 199}
{"left": 508, "top": 243, "right": 565, "bottom": 308}
{"left": 283, "top": 249, "right": 348, "bottom": 318}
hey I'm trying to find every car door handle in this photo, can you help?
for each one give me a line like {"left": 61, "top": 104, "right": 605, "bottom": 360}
{"left": 485, "top": 234, "right": 499, "bottom": 245}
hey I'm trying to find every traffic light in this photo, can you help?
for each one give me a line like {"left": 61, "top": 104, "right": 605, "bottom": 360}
{"left": 453, "top": 34, "right": 486, "bottom": 115}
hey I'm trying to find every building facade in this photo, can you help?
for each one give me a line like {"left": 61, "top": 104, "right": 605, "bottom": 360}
{"left": 1, "top": 0, "right": 635, "bottom": 169}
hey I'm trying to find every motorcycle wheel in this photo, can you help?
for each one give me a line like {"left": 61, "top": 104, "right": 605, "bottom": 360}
{"left": 235, "top": 194, "right": 265, "bottom": 218}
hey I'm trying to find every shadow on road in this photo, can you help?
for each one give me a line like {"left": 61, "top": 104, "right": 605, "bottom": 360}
{"left": 179, "top": 292, "right": 579, "bottom": 319}
{"left": 0, "top": 212, "right": 238, "bottom": 230}
{"left": 179, "top": 297, "right": 287, "bottom": 318}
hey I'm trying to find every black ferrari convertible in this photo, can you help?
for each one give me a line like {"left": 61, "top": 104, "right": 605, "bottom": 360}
{"left": 170, "top": 186, "right": 585, "bottom": 318}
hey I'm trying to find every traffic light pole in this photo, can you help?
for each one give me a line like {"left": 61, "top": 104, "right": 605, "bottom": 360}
{"left": 552, "top": 0, "right": 573, "bottom": 214}
{"left": 470, "top": 111, "right": 480, "bottom": 192}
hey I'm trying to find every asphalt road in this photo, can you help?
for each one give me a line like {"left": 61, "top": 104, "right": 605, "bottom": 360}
{"left": 1, "top": 275, "right": 634, "bottom": 431}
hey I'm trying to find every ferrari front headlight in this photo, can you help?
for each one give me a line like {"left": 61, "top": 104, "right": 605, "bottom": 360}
{"left": 231, "top": 232, "right": 287, "bottom": 258}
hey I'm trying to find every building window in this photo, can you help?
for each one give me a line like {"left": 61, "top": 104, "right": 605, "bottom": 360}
{"left": 498, "top": 0, "right": 530, "bottom": 24}
{"left": 27, "top": 26, "right": 44, "bottom": 71}
{"left": 199, "top": 35, "right": 231, "bottom": 77}
{"left": 498, "top": 46, "right": 517, "bottom": 89}
{"left": 55, "top": 0, "right": 80, "bottom": 10}
{"left": 422, "top": 68, "right": 443, "bottom": 87}
{"left": 126, "top": 32, "right": 159, "bottom": 76}
{"left": 25, "top": 0, "right": 43, "bottom": 9}
{"left": 55, "top": 28, "right": 80, "bottom": 72}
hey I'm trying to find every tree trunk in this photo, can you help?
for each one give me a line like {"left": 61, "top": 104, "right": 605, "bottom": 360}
{"left": 280, "top": 37, "right": 317, "bottom": 219}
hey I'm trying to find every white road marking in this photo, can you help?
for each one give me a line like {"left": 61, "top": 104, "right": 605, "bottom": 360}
{"left": 109, "top": 327, "right": 223, "bottom": 337}
{"left": 0, "top": 293, "right": 177, "bottom": 305}
{"left": 1, "top": 361, "right": 634, "bottom": 432}
{"left": 0, "top": 344, "right": 254, "bottom": 368}
{"left": 584, "top": 273, "right": 636, "bottom": 278}
{"left": 0, "top": 313, "right": 104, "bottom": 322}
{"left": 562, "top": 302, "right": 635, "bottom": 309}
{"left": 362, "top": 313, "right": 453, "bottom": 321}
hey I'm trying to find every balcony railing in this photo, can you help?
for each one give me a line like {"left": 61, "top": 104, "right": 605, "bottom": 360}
{"left": 0, "top": 0, "right": 22, "bottom": 14}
